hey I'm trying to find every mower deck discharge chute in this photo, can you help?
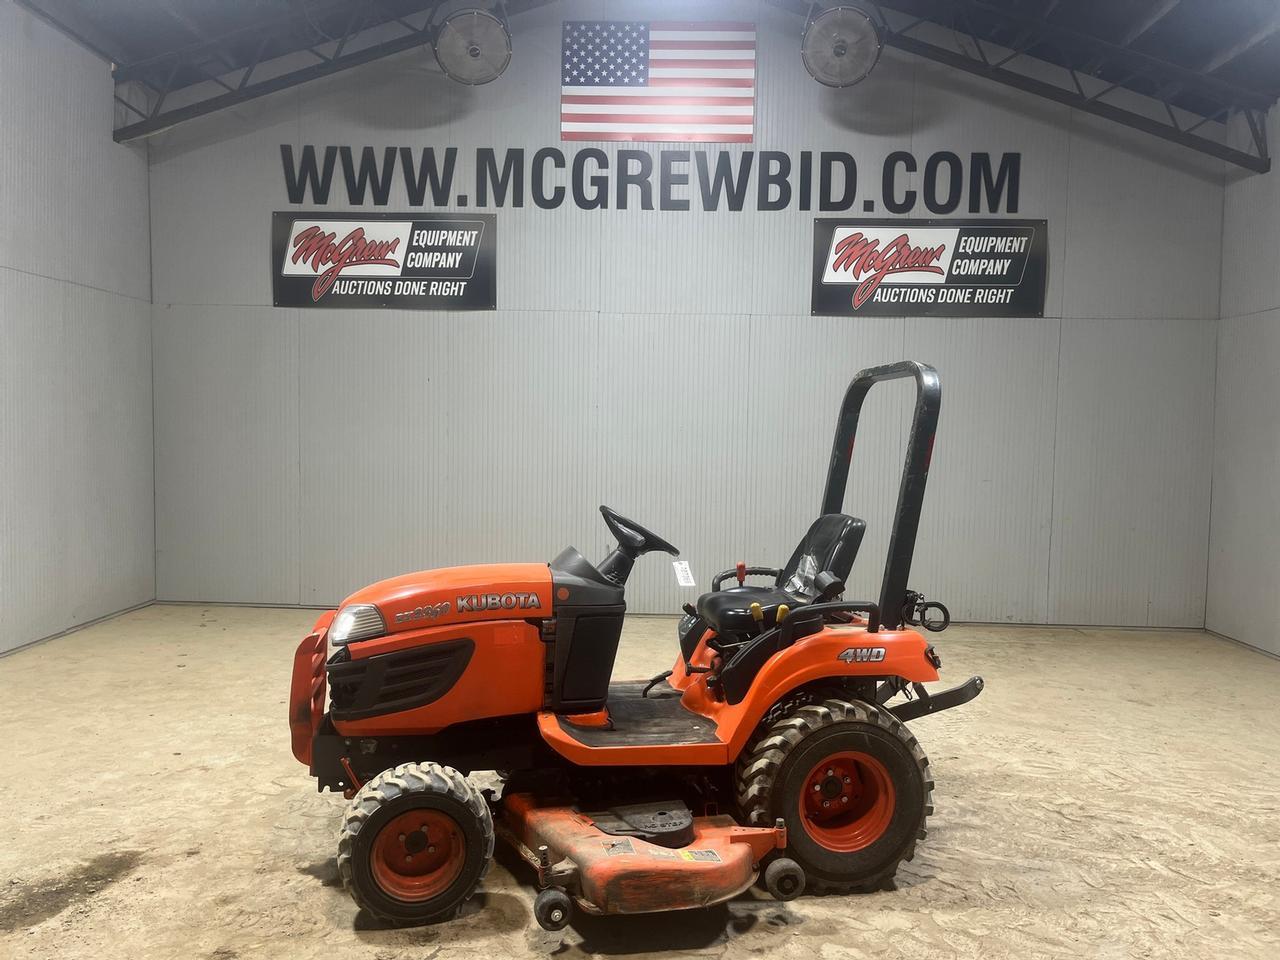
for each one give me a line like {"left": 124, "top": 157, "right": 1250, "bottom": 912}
{"left": 289, "top": 360, "right": 984, "bottom": 929}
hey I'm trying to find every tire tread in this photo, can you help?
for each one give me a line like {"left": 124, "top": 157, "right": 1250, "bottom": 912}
{"left": 736, "top": 695, "right": 933, "bottom": 894}
{"left": 336, "top": 761, "right": 494, "bottom": 923}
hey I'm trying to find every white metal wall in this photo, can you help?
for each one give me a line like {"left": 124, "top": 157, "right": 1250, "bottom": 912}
{"left": 1207, "top": 109, "right": 1280, "bottom": 656}
{"left": 0, "top": 2, "right": 153, "bottom": 654}
{"left": 148, "top": 0, "right": 1223, "bottom": 623}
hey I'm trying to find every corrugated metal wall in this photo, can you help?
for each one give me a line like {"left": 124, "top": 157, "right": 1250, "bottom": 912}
{"left": 1207, "top": 109, "right": 1280, "bottom": 655}
{"left": 0, "top": 2, "right": 154, "bottom": 654}
{"left": 147, "top": 0, "right": 1223, "bottom": 623}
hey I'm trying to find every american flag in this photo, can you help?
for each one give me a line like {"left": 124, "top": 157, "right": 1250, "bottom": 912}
{"left": 560, "top": 20, "right": 756, "bottom": 143}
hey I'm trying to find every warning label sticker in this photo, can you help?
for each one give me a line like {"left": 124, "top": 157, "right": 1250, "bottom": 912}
{"left": 678, "top": 849, "right": 722, "bottom": 863}
{"left": 602, "top": 838, "right": 634, "bottom": 856}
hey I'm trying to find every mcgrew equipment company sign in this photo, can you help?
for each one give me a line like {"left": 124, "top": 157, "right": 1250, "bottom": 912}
{"left": 271, "top": 212, "right": 497, "bottom": 310}
{"left": 811, "top": 219, "right": 1048, "bottom": 317}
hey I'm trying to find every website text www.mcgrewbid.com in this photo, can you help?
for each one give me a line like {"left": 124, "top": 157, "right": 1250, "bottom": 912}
{"left": 281, "top": 145, "right": 1023, "bottom": 215}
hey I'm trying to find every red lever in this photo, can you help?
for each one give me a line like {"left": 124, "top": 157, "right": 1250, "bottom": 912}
{"left": 736, "top": 561, "right": 747, "bottom": 586}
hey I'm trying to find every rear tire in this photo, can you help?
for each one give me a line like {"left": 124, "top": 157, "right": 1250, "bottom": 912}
{"left": 737, "top": 698, "right": 932, "bottom": 894}
{"left": 337, "top": 761, "right": 494, "bottom": 924}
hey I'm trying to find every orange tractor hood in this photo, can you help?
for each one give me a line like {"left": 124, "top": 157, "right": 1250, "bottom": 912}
{"left": 343, "top": 562, "right": 554, "bottom": 634}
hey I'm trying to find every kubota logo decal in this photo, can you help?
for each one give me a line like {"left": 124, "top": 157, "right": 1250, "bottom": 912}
{"left": 837, "top": 647, "right": 886, "bottom": 663}
{"left": 456, "top": 592, "right": 542, "bottom": 612}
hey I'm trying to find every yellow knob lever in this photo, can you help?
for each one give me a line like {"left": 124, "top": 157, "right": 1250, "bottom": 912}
{"left": 777, "top": 604, "right": 789, "bottom": 623}
{"left": 749, "top": 602, "right": 764, "bottom": 626}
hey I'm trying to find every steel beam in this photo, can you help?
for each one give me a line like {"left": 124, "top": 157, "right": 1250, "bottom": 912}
{"left": 14, "top": 0, "right": 132, "bottom": 62}
{"left": 1080, "top": 0, "right": 1181, "bottom": 74}
{"left": 112, "top": 0, "right": 374, "bottom": 85}
{"left": 102, "top": 0, "right": 1275, "bottom": 173}
{"left": 1198, "top": 13, "right": 1280, "bottom": 74}
{"left": 1122, "top": 0, "right": 1182, "bottom": 46}
{"left": 883, "top": 27, "right": 1270, "bottom": 172}
{"left": 114, "top": 22, "right": 435, "bottom": 142}
{"left": 857, "top": 0, "right": 1271, "bottom": 172}
{"left": 954, "top": 0, "right": 1272, "bottom": 109}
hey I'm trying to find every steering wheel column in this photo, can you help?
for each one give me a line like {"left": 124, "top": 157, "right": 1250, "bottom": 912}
{"left": 596, "top": 505, "right": 680, "bottom": 585}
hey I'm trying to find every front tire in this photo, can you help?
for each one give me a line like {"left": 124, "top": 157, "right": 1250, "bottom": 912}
{"left": 737, "top": 698, "right": 932, "bottom": 894}
{"left": 337, "top": 762, "right": 494, "bottom": 924}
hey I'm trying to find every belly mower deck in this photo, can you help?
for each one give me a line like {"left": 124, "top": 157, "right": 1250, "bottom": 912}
{"left": 498, "top": 792, "right": 788, "bottom": 921}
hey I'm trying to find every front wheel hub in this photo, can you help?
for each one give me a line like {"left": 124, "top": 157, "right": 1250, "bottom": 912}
{"left": 370, "top": 809, "right": 464, "bottom": 901}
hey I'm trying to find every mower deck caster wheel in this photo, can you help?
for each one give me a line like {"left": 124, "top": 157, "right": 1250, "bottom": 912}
{"left": 534, "top": 887, "right": 573, "bottom": 931}
{"left": 764, "top": 858, "right": 806, "bottom": 901}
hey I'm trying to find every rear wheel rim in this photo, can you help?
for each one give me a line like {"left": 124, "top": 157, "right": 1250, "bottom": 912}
{"left": 798, "top": 750, "right": 896, "bottom": 852}
{"left": 369, "top": 809, "right": 465, "bottom": 902}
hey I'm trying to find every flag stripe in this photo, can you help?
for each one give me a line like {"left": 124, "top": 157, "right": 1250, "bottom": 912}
{"left": 644, "top": 49, "right": 756, "bottom": 59}
{"left": 563, "top": 95, "right": 756, "bottom": 108}
{"left": 649, "top": 67, "right": 755, "bottom": 78}
{"left": 563, "top": 112, "right": 752, "bottom": 124}
{"left": 648, "top": 40, "right": 756, "bottom": 50}
{"left": 563, "top": 103, "right": 754, "bottom": 116}
{"left": 646, "top": 77, "right": 755, "bottom": 88}
{"left": 649, "top": 21, "right": 755, "bottom": 31}
{"left": 649, "top": 31, "right": 755, "bottom": 42}
{"left": 562, "top": 132, "right": 755, "bottom": 142}
{"left": 649, "top": 58, "right": 756, "bottom": 68}
{"left": 562, "top": 123, "right": 755, "bottom": 135}
{"left": 565, "top": 88, "right": 752, "bottom": 100}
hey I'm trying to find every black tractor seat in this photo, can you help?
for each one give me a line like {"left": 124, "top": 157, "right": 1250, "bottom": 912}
{"left": 697, "top": 586, "right": 800, "bottom": 634}
{"left": 693, "top": 513, "right": 866, "bottom": 640}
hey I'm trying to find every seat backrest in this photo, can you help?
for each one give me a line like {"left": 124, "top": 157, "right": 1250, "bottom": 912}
{"left": 776, "top": 514, "right": 866, "bottom": 598}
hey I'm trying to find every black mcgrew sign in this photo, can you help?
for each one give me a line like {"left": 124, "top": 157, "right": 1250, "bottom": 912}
{"left": 811, "top": 219, "right": 1049, "bottom": 317}
{"left": 271, "top": 213, "right": 496, "bottom": 309}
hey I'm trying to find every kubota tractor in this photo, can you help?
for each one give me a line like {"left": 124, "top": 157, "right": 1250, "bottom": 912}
{"left": 289, "top": 360, "right": 983, "bottom": 929}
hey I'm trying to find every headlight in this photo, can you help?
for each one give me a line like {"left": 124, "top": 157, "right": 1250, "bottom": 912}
{"left": 329, "top": 604, "right": 386, "bottom": 645}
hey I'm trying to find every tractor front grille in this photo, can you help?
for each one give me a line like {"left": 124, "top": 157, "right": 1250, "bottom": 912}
{"left": 326, "top": 638, "right": 474, "bottom": 722}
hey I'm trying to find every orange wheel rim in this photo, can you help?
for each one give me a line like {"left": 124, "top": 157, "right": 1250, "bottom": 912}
{"left": 369, "top": 809, "right": 465, "bottom": 902}
{"left": 798, "top": 751, "right": 896, "bottom": 852}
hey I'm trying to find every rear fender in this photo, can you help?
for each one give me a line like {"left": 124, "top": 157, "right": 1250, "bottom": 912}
{"left": 681, "top": 622, "right": 941, "bottom": 761}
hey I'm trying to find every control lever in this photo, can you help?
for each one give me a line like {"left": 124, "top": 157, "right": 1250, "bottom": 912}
{"left": 735, "top": 561, "right": 747, "bottom": 586}
{"left": 777, "top": 604, "right": 790, "bottom": 623}
{"left": 749, "top": 602, "right": 764, "bottom": 632}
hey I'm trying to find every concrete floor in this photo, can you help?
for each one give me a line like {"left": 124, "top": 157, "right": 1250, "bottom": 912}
{"left": 1, "top": 605, "right": 1278, "bottom": 960}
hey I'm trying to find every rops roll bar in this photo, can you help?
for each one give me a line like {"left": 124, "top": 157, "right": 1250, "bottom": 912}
{"left": 821, "top": 361, "right": 941, "bottom": 630}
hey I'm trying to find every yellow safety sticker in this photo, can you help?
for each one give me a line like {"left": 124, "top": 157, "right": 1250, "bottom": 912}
{"left": 678, "top": 849, "right": 722, "bottom": 862}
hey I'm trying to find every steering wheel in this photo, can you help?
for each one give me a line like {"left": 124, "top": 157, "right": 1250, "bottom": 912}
{"left": 599, "top": 505, "right": 680, "bottom": 557}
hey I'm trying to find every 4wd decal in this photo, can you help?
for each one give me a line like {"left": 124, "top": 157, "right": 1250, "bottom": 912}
{"left": 838, "top": 647, "right": 886, "bottom": 663}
